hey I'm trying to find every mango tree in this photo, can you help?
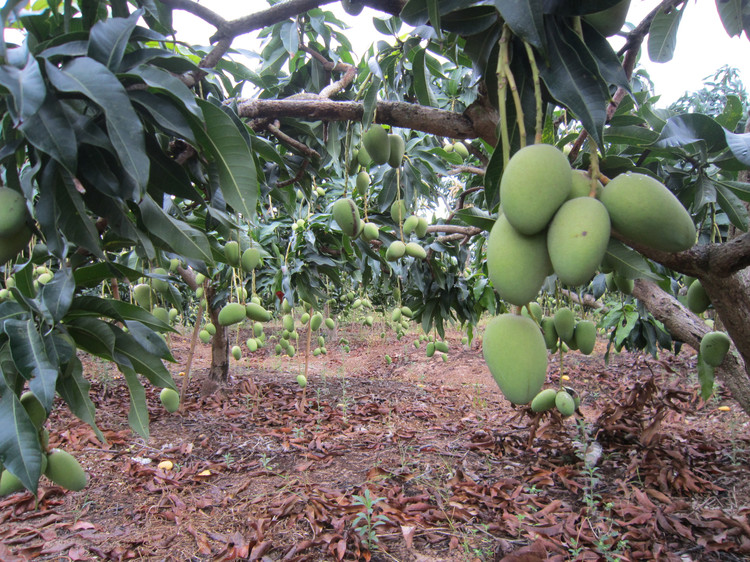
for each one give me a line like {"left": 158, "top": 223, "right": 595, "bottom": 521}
{"left": 2, "top": 0, "right": 750, "bottom": 496}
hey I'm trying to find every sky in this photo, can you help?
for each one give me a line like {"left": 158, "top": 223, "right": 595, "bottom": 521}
{"left": 172, "top": 1, "right": 749, "bottom": 107}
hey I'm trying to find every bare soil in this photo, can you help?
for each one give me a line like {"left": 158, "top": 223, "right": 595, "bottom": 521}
{"left": 2, "top": 321, "right": 749, "bottom": 561}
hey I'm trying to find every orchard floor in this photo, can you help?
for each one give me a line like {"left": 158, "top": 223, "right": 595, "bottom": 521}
{"left": 2, "top": 321, "right": 750, "bottom": 561}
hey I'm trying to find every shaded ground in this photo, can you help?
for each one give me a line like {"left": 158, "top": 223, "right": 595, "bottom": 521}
{"left": 2, "top": 320, "right": 750, "bottom": 561}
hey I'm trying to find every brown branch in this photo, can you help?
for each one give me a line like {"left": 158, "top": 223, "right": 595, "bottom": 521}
{"left": 617, "top": 0, "right": 688, "bottom": 57}
{"left": 238, "top": 99, "right": 485, "bottom": 141}
{"left": 158, "top": 0, "right": 227, "bottom": 29}
{"left": 426, "top": 225, "right": 482, "bottom": 236}
{"left": 612, "top": 231, "right": 750, "bottom": 278}
{"left": 267, "top": 120, "right": 321, "bottom": 159}
{"left": 277, "top": 160, "right": 310, "bottom": 188}
{"left": 446, "top": 165, "right": 485, "bottom": 176}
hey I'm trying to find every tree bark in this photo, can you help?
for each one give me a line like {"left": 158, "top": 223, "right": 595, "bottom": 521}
{"left": 205, "top": 284, "right": 229, "bottom": 384}
{"left": 633, "top": 277, "right": 750, "bottom": 415}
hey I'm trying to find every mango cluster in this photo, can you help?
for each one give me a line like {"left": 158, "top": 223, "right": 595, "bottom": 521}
{"left": 489, "top": 144, "right": 696, "bottom": 305}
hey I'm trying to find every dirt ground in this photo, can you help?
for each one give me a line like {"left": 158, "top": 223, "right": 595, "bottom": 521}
{"left": 2, "top": 319, "right": 750, "bottom": 561}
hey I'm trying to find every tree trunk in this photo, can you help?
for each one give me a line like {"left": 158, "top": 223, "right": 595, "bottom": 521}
{"left": 207, "top": 285, "right": 229, "bottom": 384}
{"left": 633, "top": 277, "right": 750, "bottom": 415}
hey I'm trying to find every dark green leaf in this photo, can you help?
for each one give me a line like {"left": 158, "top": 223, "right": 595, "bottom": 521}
{"left": 72, "top": 262, "right": 145, "bottom": 288}
{"left": 19, "top": 94, "right": 77, "bottom": 173}
{"left": 124, "top": 320, "right": 175, "bottom": 362}
{"left": 0, "top": 301, "right": 27, "bottom": 323}
{"left": 725, "top": 130, "right": 750, "bottom": 166}
{"left": 54, "top": 171, "right": 105, "bottom": 258}
{"left": 604, "top": 125, "right": 660, "bottom": 146}
{"left": 716, "top": 183, "right": 749, "bottom": 231}
{"left": 4, "top": 319, "right": 58, "bottom": 411}
{"left": 0, "top": 378, "right": 44, "bottom": 493}
{"left": 113, "top": 327, "right": 174, "bottom": 388}
{"left": 129, "top": 90, "right": 195, "bottom": 142}
{"left": 716, "top": 94, "right": 744, "bottom": 130}
{"left": 490, "top": 0, "right": 545, "bottom": 51}
{"left": 45, "top": 57, "right": 149, "bottom": 195}
{"left": 581, "top": 23, "right": 629, "bottom": 89}
{"left": 128, "top": 63, "right": 202, "bottom": 119}
{"left": 121, "top": 367, "right": 149, "bottom": 439}
{"left": 647, "top": 3, "right": 685, "bottom": 63}
{"left": 538, "top": 22, "right": 608, "bottom": 148}
{"left": 604, "top": 239, "right": 662, "bottom": 281}
{"left": 193, "top": 101, "right": 257, "bottom": 223}
{"left": 412, "top": 47, "right": 437, "bottom": 107}
{"left": 717, "top": 180, "right": 750, "bottom": 202}
{"left": 653, "top": 113, "right": 727, "bottom": 153}
{"left": 453, "top": 208, "right": 496, "bottom": 231}
{"left": 715, "top": 0, "right": 744, "bottom": 36}
{"left": 427, "top": 0, "right": 442, "bottom": 39}
{"left": 68, "top": 296, "right": 173, "bottom": 332}
{"left": 400, "top": 0, "right": 466, "bottom": 26}
{"left": 56, "top": 356, "right": 105, "bottom": 442}
{"left": 87, "top": 9, "right": 141, "bottom": 71}
{"left": 0, "top": 55, "right": 46, "bottom": 125}
{"left": 139, "top": 194, "right": 214, "bottom": 264}
{"left": 361, "top": 74, "right": 381, "bottom": 128}
{"left": 66, "top": 317, "right": 117, "bottom": 359}
{"left": 40, "top": 266, "right": 75, "bottom": 323}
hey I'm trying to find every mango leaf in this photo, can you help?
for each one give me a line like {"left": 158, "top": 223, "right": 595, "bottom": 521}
{"left": 412, "top": 47, "right": 437, "bottom": 107}
{"left": 73, "top": 262, "right": 146, "bottom": 289}
{"left": 193, "top": 101, "right": 257, "bottom": 223}
{"left": 280, "top": 20, "right": 298, "bottom": 55}
{"left": 725, "top": 129, "right": 750, "bottom": 166}
{"left": 427, "top": 0, "right": 442, "bottom": 39}
{"left": 88, "top": 9, "right": 141, "bottom": 71}
{"left": 124, "top": 320, "right": 175, "bottom": 362}
{"left": 581, "top": 23, "right": 629, "bottom": 89}
{"left": 139, "top": 194, "right": 214, "bottom": 264}
{"left": 40, "top": 266, "right": 75, "bottom": 323}
{"left": 453, "top": 207, "right": 496, "bottom": 231}
{"left": 400, "top": 0, "right": 466, "bottom": 26}
{"left": 717, "top": 180, "right": 750, "bottom": 202}
{"left": 697, "top": 355, "right": 715, "bottom": 400}
{"left": 3, "top": 319, "right": 58, "bottom": 411}
{"left": 716, "top": 94, "right": 744, "bottom": 130}
{"left": 54, "top": 171, "right": 105, "bottom": 258}
{"left": 128, "top": 63, "right": 202, "bottom": 119}
{"left": 538, "top": 22, "right": 607, "bottom": 148}
{"left": 653, "top": 113, "right": 727, "bottom": 153}
{"left": 361, "top": 74, "right": 381, "bottom": 128}
{"left": 647, "top": 3, "right": 685, "bottom": 63}
{"left": 68, "top": 295, "right": 173, "bottom": 332}
{"left": 112, "top": 327, "right": 174, "bottom": 388}
{"left": 604, "top": 239, "right": 662, "bottom": 281}
{"left": 0, "top": 54, "right": 46, "bottom": 125}
{"left": 56, "top": 356, "right": 105, "bottom": 442}
{"left": 19, "top": 94, "right": 77, "bottom": 173}
{"left": 604, "top": 125, "right": 660, "bottom": 146}
{"left": 489, "top": 0, "right": 545, "bottom": 51}
{"left": 45, "top": 57, "right": 149, "bottom": 195}
{"left": 716, "top": 183, "right": 749, "bottom": 231}
{"left": 0, "top": 301, "right": 27, "bottom": 324}
{"left": 133, "top": 92, "right": 194, "bottom": 147}
{"left": 715, "top": 0, "right": 744, "bottom": 36}
{"left": 121, "top": 367, "right": 149, "bottom": 439}
{"left": 0, "top": 377, "right": 44, "bottom": 493}
{"left": 65, "top": 317, "right": 117, "bottom": 359}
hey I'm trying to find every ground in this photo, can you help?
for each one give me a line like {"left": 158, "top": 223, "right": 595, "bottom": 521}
{"left": 1, "top": 318, "right": 749, "bottom": 561}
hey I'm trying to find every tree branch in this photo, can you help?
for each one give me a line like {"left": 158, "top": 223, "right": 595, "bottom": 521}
{"left": 613, "top": 231, "right": 750, "bottom": 278}
{"left": 238, "top": 98, "right": 487, "bottom": 141}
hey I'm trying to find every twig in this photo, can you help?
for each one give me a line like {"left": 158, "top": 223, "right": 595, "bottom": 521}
{"left": 267, "top": 120, "right": 321, "bottom": 159}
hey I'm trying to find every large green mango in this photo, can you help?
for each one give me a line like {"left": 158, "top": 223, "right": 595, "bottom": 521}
{"left": 0, "top": 224, "right": 32, "bottom": 264}
{"left": 45, "top": 449, "right": 88, "bottom": 491}
{"left": 332, "top": 198, "right": 361, "bottom": 237}
{"left": 700, "top": 331, "right": 731, "bottom": 367}
{"left": 483, "top": 314, "right": 548, "bottom": 404}
{"left": 500, "top": 144, "right": 572, "bottom": 235}
{"left": 363, "top": 125, "right": 390, "bottom": 165}
{"left": 600, "top": 172, "right": 696, "bottom": 252}
{"left": 487, "top": 215, "right": 551, "bottom": 306}
{"left": 547, "top": 197, "right": 611, "bottom": 286}
{"left": 0, "top": 187, "right": 28, "bottom": 238}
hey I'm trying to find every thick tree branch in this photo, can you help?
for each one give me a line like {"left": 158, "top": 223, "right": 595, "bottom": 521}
{"left": 238, "top": 99, "right": 487, "bottom": 142}
{"left": 613, "top": 231, "right": 750, "bottom": 278}
{"left": 633, "top": 278, "right": 750, "bottom": 415}
{"left": 159, "top": 0, "right": 227, "bottom": 29}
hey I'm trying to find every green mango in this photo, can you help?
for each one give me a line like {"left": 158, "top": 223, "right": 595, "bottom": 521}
{"left": 700, "top": 331, "right": 731, "bottom": 367}
{"left": 45, "top": 449, "right": 87, "bottom": 491}
{"left": 332, "top": 198, "right": 361, "bottom": 237}
{"left": 600, "top": 172, "right": 695, "bottom": 253}
{"left": 160, "top": 388, "right": 180, "bottom": 412}
{"left": 483, "top": 314, "right": 548, "bottom": 404}
{"left": 363, "top": 125, "right": 390, "bottom": 165}
{"left": 218, "top": 303, "right": 247, "bottom": 326}
{"left": 500, "top": 144, "right": 572, "bottom": 235}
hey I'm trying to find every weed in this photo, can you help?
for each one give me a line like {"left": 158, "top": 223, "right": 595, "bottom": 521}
{"left": 259, "top": 452, "right": 274, "bottom": 471}
{"left": 292, "top": 426, "right": 304, "bottom": 439}
{"left": 351, "top": 489, "right": 390, "bottom": 550}
{"left": 223, "top": 452, "right": 235, "bottom": 467}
